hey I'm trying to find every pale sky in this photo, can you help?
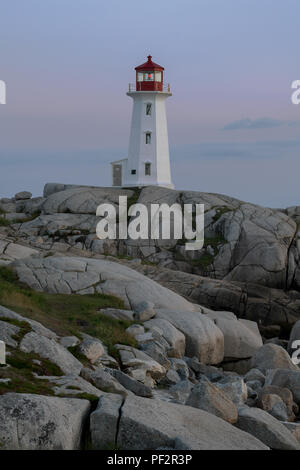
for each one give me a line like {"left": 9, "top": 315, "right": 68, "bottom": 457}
{"left": 0, "top": 0, "right": 299, "bottom": 207}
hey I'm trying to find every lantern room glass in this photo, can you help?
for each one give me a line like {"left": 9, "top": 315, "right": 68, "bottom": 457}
{"left": 144, "top": 72, "right": 154, "bottom": 81}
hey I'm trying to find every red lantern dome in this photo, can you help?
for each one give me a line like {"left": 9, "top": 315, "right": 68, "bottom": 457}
{"left": 135, "top": 55, "right": 164, "bottom": 91}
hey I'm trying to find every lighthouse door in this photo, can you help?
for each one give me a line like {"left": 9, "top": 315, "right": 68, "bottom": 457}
{"left": 113, "top": 164, "right": 122, "bottom": 186}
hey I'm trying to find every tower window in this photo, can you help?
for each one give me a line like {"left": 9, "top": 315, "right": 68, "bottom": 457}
{"left": 145, "top": 163, "right": 151, "bottom": 176}
{"left": 131, "top": 169, "right": 136, "bottom": 175}
{"left": 145, "top": 132, "right": 151, "bottom": 144}
{"left": 144, "top": 72, "right": 154, "bottom": 81}
{"left": 155, "top": 71, "right": 162, "bottom": 82}
{"left": 146, "top": 103, "right": 152, "bottom": 116}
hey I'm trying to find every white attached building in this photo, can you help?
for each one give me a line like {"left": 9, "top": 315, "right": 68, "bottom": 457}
{"left": 111, "top": 55, "right": 174, "bottom": 188}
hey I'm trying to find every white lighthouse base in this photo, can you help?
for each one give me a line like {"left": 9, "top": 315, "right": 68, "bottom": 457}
{"left": 111, "top": 158, "right": 174, "bottom": 189}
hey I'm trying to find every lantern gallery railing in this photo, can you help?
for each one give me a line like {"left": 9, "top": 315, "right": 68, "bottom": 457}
{"left": 128, "top": 83, "right": 171, "bottom": 92}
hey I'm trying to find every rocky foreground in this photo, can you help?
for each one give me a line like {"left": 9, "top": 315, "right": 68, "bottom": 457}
{"left": 0, "top": 185, "right": 300, "bottom": 450}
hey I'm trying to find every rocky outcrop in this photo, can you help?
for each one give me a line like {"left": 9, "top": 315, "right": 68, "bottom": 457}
{"left": 155, "top": 309, "right": 224, "bottom": 364}
{"left": 10, "top": 255, "right": 226, "bottom": 364}
{"left": 251, "top": 344, "right": 299, "bottom": 373}
{"left": 185, "top": 377, "right": 238, "bottom": 424}
{"left": 2, "top": 182, "right": 300, "bottom": 450}
{"left": 236, "top": 406, "right": 300, "bottom": 450}
{"left": 20, "top": 332, "right": 83, "bottom": 375}
{"left": 8, "top": 184, "right": 299, "bottom": 292}
{"left": 3, "top": 182, "right": 300, "bottom": 328}
{"left": 90, "top": 393, "right": 268, "bottom": 450}
{"left": 265, "top": 369, "right": 300, "bottom": 405}
{"left": 140, "top": 264, "right": 300, "bottom": 327}
{"left": 0, "top": 393, "right": 90, "bottom": 450}
{"left": 11, "top": 256, "right": 197, "bottom": 311}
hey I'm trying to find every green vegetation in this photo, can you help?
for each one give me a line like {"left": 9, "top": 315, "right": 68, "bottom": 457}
{"left": 126, "top": 187, "right": 142, "bottom": 209}
{"left": 204, "top": 234, "right": 226, "bottom": 252}
{"left": 0, "top": 217, "right": 10, "bottom": 227}
{"left": 0, "top": 265, "right": 139, "bottom": 398}
{"left": 212, "top": 206, "right": 232, "bottom": 223}
{"left": 57, "top": 392, "right": 99, "bottom": 404}
{"left": 0, "top": 317, "right": 32, "bottom": 342}
{"left": 0, "top": 266, "right": 137, "bottom": 357}
{"left": 17, "top": 211, "right": 41, "bottom": 224}
{"left": 7, "top": 349, "right": 63, "bottom": 376}
{"left": 191, "top": 253, "right": 214, "bottom": 270}
{"left": 0, "top": 349, "right": 63, "bottom": 396}
{"left": 191, "top": 234, "right": 226, "bottom": 271}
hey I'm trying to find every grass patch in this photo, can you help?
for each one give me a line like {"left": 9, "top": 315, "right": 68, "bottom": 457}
{"left": 57, "top": 392, "right": 99, "bottom": 404}
{"left": 212, "top": 206, "right": 232, "bottom": 223}
{"left": 191, "top": 235, "right": 226, "bottom": 271}
{"left": 191, "top": 253, "right": 214, "bottom": 270}
{"left": 0, "top": 317, "right": 32, "bottom": 342}
{"left": 0, "top": 349, "right": 64, "bottom": 396}
{"left": 17, "top": 211, "right": 41, "bottom": 224}
{"left": 204, "top": 234, "right": 226, "bottom": 252}
{"left": 126, "top": 188, "right": 142, "bottom": 209}
{"left": 0, "top": 217, "right": 10, "bottom": 227}
{"left": 6, "top": 349, "right": 63, "bottom": 376}
{"left": 0, "top": 266, "right": 137, "bottom": 357}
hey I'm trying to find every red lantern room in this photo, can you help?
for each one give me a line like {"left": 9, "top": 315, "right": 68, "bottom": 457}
{"left": 135, "top": 55, "right": 164, "bottom": 91}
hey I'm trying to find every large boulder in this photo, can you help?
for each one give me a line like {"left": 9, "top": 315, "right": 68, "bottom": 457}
{"left": 236, "top": 406, "right": 300, "bottom": 450}
{"left": 41, "top": 185, "right": 134, "bottom": 215}
{"left": 257, "top": 394, "right": 291, "bottom": 422}
{"left": 186, "top": 377, "right": 238, "bottom": 424}
{"left": 0, "top": 393, "right": 90, "bottom": 450}
{"left": 106, "top": 368, "right": 153, "bottom": 397}
{"left": 115, "top": 344, "right": 166, "bottom": 386}
{"left": 282, "top": 422, "right": 300, "bottom": 444}
{"left": 214, "top": 376, "right": 248, "bottom": 405}
{"left": 265, "top": 369, "right": 300, "bottom": 405}
{"left": 15, "top": 191, "right": 32, "bottom": 201}
{"left": 90, "top": 393, "right": 268, "bottom": 450}
{"left": 0, "top": 241, "right": 38, "bottom": 263}
{"left": 80, "top": 367, "right": 126, "bottom": 395}
{"left": 45, "top": 374, "right": 103, "bottom": 397}
{"left": 78, "top": 335, "right": 105, "bottom": 364}
{"left": 155, "top": 309, "right": 224, "bottom": 364}
{"left": 250, "top": 344, "right": 298, "bottom": 373}
{"left": 142, "top": 265, "right": 300, "bottom": 327}
{"left": 11, "top": 256, "right": 197, "bottom": 312}
{"left": 18, "top": 213, "right": 99, "bottom": 237}
{"left": 258, "top": 385, "right": 298, "bottom": 422}
{"left": 0, "top": 305, "right": 57, "bottom": 340}
{"left": 143, "top": 318, "right": 186, "bottom": 358}
{"left": 205, "top": 311, "right": 263, "bottom": 359}
{"left": 20, "top": 332, "right": 82, "bottom": 375}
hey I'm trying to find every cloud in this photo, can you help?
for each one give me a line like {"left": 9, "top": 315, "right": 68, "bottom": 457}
{"left": 223, "top": 117, "right": 297, "bottom": 131}
{"left": 171, "top": 140, "right": 300, "bottom": 161}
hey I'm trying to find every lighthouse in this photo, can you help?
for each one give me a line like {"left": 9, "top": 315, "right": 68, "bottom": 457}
{"left": 111, "top": 55, "right": 174, "bottom": 188}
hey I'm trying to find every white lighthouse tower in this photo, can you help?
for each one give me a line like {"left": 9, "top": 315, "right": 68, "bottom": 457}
{"left": 111, "top": 55, "right": 174, "bottom": 188}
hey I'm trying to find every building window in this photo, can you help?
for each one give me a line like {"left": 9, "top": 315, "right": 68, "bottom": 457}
{"left": 155, "top": 71, "right": 162, "bottom": 82}
{"left": 131, "top": 169, "right": 136, "bottom": 175}
{"left": 145, "top": 163, "right": 151, "bottom": 176}
{"left": 146, "top": 103, "right": 152, "bottom": 116}
{"left": 144, "top": 72, "right": 154, "bottom": 81}
{"left": 137, "top": 72, "right": 143, "bottom": 82}
{"left": 145, "top": 132, "right": 151, "bottom": 144}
